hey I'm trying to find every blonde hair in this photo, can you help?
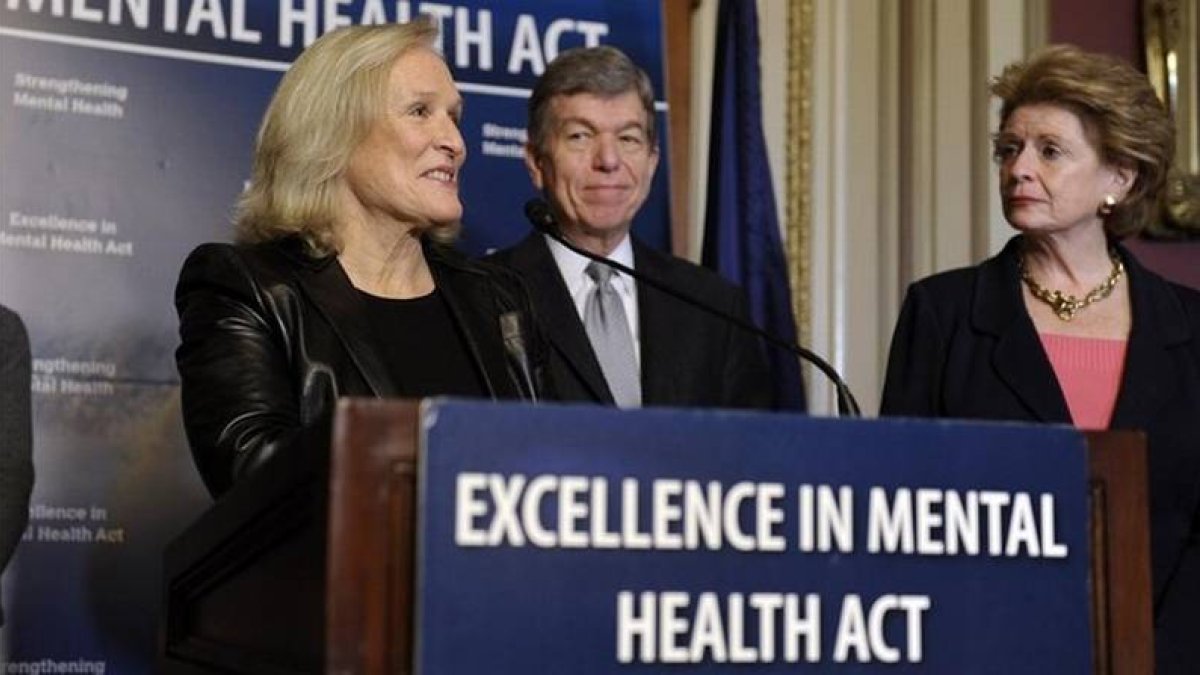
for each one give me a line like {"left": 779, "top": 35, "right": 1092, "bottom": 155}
{"left": 235, "top": 19, "right": 455, "bottom": 254}
{"left": 990, "top": 44, "right": 1175, "bottom": 238}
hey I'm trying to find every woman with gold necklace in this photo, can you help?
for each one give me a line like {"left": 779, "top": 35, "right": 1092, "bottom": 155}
{"left": 881, "top": 45, "right": 1200, "bottom": 671}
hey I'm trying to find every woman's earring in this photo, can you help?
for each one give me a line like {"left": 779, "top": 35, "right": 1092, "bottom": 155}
{"left": 1099, "top": 194, "right": 1117, "bottom": 216}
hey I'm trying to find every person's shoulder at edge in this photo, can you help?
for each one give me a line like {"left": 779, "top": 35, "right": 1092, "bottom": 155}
{"left": 0, "top": 304, "right": 27, "bottom": 340}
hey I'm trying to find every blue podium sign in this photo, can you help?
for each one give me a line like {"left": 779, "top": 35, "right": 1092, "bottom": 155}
{"left": 416, "top": 402, "right": 1091, "bottom": 673}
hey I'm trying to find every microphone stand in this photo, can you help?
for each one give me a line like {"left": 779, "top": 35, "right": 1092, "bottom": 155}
{"left": 524, "top": 199, "right": 861, "bottom": 417}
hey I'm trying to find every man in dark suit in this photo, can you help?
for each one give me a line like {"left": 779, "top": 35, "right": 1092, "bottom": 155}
{"left": 0, "top": 304, "right": 33, "bottom": 626}
{"left": 491, "top": 46, "right": 771, "bottom": 410}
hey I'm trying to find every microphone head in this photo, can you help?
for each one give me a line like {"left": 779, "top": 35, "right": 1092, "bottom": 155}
{"left": 499, "top": 311, "right": 522, "bottom": 342}
{"left": 524, "top": 198, "right": 556, "bottom": 234}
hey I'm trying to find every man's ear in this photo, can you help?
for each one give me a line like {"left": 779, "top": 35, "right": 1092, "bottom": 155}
{"left": 524, "top": 143, "right": 544, "bottom": 190}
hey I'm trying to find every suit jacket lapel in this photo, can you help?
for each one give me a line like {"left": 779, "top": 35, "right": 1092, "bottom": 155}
{"left": 1110, "top": 247, "right": 1189, "bottom": 430}
{"left": 975, "top": 238, "right": 1072, "bottom": 423}
{"left": 510, "top": 235, "right": 613, "bottom": 402}
{"left": 634, "top": 241, "right": 676, "bottom": 405}
{"left": 283, "top": 244, "right": 397, "bottom": 398}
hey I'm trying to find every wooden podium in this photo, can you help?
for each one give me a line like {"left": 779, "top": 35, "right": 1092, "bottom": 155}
{"left": 160, "top": 400, "right": 1152, "bottom": 674}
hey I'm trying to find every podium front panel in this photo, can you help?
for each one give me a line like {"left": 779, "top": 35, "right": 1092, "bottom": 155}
{"left": 413, "top": 402, "right": 1092, "bottom": 673}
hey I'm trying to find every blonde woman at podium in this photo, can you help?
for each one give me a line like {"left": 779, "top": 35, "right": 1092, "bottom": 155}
{"left": 175, "top": 20, "right": 544, "bottom": 499}
{"left": 880, "top": 45, "right": 1200, "bottom": 671}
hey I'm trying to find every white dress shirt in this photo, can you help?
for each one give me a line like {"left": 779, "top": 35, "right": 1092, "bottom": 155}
{"left": 544, "top": 233, "right": 641, "bottom": 369}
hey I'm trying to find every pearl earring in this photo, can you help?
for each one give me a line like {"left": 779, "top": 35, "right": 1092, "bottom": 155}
{"left": 1099, "top": 194, "right": 1117, "bottom": 216}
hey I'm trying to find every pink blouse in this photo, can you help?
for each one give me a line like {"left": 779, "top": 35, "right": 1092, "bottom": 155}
{"left": 1038, "top": 332, "right": 1128, "bottom": 430}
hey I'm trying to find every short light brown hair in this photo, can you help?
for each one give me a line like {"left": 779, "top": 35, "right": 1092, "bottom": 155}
{"left": 990, "top": 44, "right": 1175, "bottom": 238}
{"left": 236, "top": 19, "right": 453, "bottom": 254}
{"left": 526, "top": 45, "right": 657, "bottom": 158}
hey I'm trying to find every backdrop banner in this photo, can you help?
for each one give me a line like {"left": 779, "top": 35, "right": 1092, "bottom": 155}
{"left": 0, "top": 2, "right": 668, "bottom": 671}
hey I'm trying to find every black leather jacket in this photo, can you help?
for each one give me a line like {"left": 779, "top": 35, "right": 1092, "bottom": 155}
{"left": 175, "top": 237, "right": 544, "bottom": 496}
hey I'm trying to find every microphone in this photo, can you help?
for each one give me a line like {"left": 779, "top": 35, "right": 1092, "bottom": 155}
{"left": 499, "top": 311, "right": 538, "bottom": 403}
{"left": 523, "top": 199, "right": 861, "bottom": 417}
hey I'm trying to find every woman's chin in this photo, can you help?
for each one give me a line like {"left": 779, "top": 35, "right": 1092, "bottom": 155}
{"left": 409, "top": 209, "right": 463, "bottom": 232}
{"left": 423, "top": 217, "right": 462, "bottom": 242}
{"left": 1004, "top": 216, "right": 1053, "bottom": 234}
{"left": 1004, "top": 219, "right": 1032, "bottom": 234}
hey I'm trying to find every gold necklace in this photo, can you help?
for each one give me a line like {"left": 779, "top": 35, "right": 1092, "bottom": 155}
{"left": 1019, "top": 249, "right": 1124, "bottom": 322}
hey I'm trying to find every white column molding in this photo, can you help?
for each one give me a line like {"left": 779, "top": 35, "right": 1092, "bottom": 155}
{"left": 979, "top": 0, "right": 1038, "bottom": 257}
{"left": 688, "top": 1, "right": 717, "bottom": 262}
{"left": 904, "top": 0, "right": 975, "bottom": 281}
{"left": 808, "top": 0, "right": 847, "bottom": 414}
{"left": 808, "top": 0, "right": 899, "bottom": 414}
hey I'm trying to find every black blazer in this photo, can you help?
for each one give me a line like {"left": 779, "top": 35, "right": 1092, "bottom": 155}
{"left": 0, "top": 305, "right": 32, "bottom": 626}
{"left": 489, "top": 233, "right": 772, "bottom": 410}
{"left": 175, "top": 238, "right": 544, "bottom": 497}
{"left": 881, "top": 236, "right": 1200, "bottom": 671}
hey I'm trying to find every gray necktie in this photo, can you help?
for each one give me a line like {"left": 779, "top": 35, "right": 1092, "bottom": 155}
{"left": 583, "top": 262, "right": 641, "bottom": 407}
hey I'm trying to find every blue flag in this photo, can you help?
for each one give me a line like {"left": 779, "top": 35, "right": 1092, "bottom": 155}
{"left": 701, "top": 0, "right": 806, "bottom": 410}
